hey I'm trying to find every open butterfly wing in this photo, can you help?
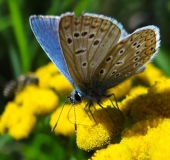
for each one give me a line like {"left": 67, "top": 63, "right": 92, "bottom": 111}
{"left": 58, "top": 13, "right": 124, "bottom": 90}
{"left": 30, "top": 16, "right": 74, "bottom": 86}
{"left": 93, "top": 26, "right": 160, "bottom": 90}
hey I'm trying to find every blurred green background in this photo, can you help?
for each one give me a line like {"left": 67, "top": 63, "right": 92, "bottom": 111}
{"left": 0, "top": 0, "right": 170, "bottom": 159}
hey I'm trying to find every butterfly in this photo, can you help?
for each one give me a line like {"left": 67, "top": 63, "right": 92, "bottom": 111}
{"left": 30, "top": 12, "right": 160, "bottom": 110}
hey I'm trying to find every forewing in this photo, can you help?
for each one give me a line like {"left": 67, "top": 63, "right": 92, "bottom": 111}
{"left": 93, "top": 26, "right": 160, "bottom": 90}
{"left": 58, "top": 12, "right": 124, "bottom": 89}
{"left": 29, "top": 16, "right": 74, "bottom": 86}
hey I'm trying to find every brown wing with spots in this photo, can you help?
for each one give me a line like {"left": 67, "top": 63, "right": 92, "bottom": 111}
{"left": 58, "top": 12, "right": 122, "bottom": 90}
{"left": 93, "top": 26, "right": 160, "bottom": 90}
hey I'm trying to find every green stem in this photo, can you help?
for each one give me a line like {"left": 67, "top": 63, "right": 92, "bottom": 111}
{"left": 7, "top": 0, "right": 30, "bottom": 73}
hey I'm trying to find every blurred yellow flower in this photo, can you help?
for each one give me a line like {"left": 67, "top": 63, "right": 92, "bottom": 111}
{"left": 129, "top": 78, "right": 170, "bottom": 121}
{"left": 36, "top": 62, "right": 73, "bottom": 95}
{"left": 1, "top": 83, "right": 58, "bottom": 139}
{"left": 50, "top": 103, "right": 86, "bottom": 136}
{"left": 120, "top": 85, "right": 148, "bottom": 116}
{"left": 49, "top": 73, "right": 73, "bottom": 96}
{"left": 35, "top": 62, "right": 60, "bottom": 88}
{"left": 108, "top": 78, "right": 132, "bottom": 99}
{"left": 0, "top": 102, "right": 36, "bottom": 140}
{"left": 15, "top": 85, "right": 58, "bottom": 115}
{"left": 135, "top": 63, "right": 165, "bottom": 86}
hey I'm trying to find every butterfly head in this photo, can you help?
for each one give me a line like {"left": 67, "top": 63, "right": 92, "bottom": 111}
{"left": 67, "top": 89, "right": 82, "bottom": 104}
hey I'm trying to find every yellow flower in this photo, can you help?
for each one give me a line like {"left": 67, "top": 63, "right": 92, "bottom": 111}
{"left": 76, "top": 105, "right": 124, "bottom": 151}
{"left": 91, "top": 144, "right": 132, "bottom": 160}
{"left": 0, "top": 84, "right": 58, "bottom": 139}
{"left": 91, "top": 118, "right": 170, "bottom": 159}
{"left": 0, "top": 102, "right": 36, "bottom": 140}
{"left": 49, "top": 73, "right": 73, "bottom": 96}
{"left": 120, "top": 86, "right": 148, "bottom": 116}
{"left": 15, "top": 85, "right": 58, "bottom": 115}
{"left": 50, "top": 104, "right": 86, "bottom": 136}
{"left": 135, "top": 63, "right": 165, "bottom": 86}
{"left": 36, "top": 62, "right": 73, "bottom": 95}
{"left": 35, "top": 62, "right": 59, "bottom": 88}
{"left": 107, "top": 78, "right": 132, "bottom": 99}
{"left": 129, "top": 78, "right": 170, "bottom": 121}
{"left": 122, "top": 118, "right": 170, "bottom": 159}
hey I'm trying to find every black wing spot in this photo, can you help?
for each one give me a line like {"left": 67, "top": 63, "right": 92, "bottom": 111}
{"left": 134, "top": 62, "right": 139, "bottom": 68}
{"left": 115, "top": 73, "right": 120, "bottom": 77}
{"left": 93, "top": 40, "right": 100, "bottom": 46}
{"left": 133, "top": 57, "right": 140, "bottom": 62}
{"left": 82, "top": 62, "right": 87, "bottom": 67}
{"left": 81, "top": 31, "right": 88, "bottom": 37}
{"left": 135, "top": 51, "right": 140, "bottom": 55}
{"left": 111, "top": 70, "right": 116, "bottom": 75}
{"left": 74, "top": 32, "right": 80, "bottom": 38}
{"left": 67, "top": 38, "right": 72, "bottom": 44}
{"left": 89, "top": 34, "right": 95, "bottom": 39}
{"left": 99, "top": 69, "right": 105, "bottom": 75}
{"left": 106, "top": 56, "right": 112, "bottom": 62}
{"left": 125, "top": 72, "right": 130, "bottom": 76}
{"left": 75, "top": 49, "right": 86, "bottom": 54}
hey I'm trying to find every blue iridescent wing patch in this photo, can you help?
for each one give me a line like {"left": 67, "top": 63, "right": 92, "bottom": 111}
{"left": 30, "top": 16, "right": 74, "bottom": 86}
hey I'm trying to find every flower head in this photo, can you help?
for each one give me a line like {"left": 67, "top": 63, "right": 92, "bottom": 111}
{"left": 0, "top": 102, "right": 36, "bottom": 140}
{"left": 76, "top": 105, "right": 125, "bottom": 151}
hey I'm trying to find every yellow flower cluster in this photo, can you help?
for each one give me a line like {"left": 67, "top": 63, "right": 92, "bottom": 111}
{"left": 1, "top": 60, "right": 170, "bottom": 159}
{"left": 0, "top": 62, "right": 68, "bottom": 140}
{"left": 91, "top": 64, "right": 170, "bottom": 159}
{"left": 0, "top": 84, "right": 58, "bottom": 140}
{"left": 91, "top": 118, "right": 170, "bottom": 160}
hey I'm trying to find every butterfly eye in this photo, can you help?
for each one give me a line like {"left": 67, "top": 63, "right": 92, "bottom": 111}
{"left": 74, "top": 92, "right": 82, "bottom": 102}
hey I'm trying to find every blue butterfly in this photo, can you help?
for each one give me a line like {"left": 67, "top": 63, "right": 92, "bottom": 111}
{"left": 30, "top": 12, "right": 160, "bottom": 108}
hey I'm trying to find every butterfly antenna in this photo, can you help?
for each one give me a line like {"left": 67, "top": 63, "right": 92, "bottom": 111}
{"left": 66, "top": 104, "right": 77, "bottom": 132}
{"left": 73, "top": 105, "right": 77, "bottom": 132}
{"left": 51, "top": 100, "right": 67, "bottom": 132}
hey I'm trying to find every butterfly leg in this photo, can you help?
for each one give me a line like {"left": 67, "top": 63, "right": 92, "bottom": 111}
{"left": 97, "top": 102, "right": 117, "bottom": 124}
{"left": 107, "top": 93, "right": 125, "bottom": 120}
{"left": 83, "top": 102, "right": 97, "bottom": 123}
